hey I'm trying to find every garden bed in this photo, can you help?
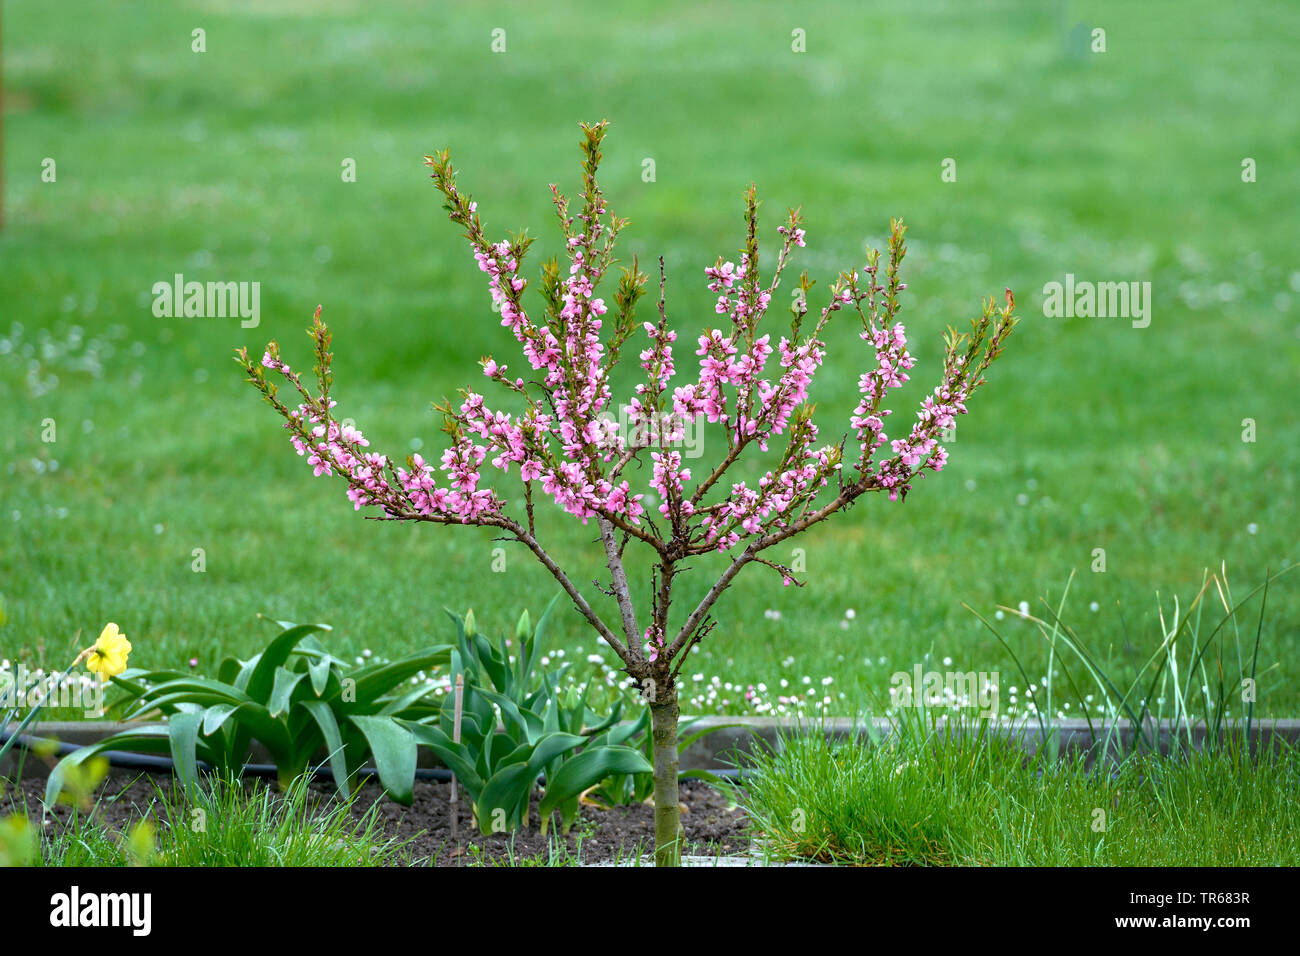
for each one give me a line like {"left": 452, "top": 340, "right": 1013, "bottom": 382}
{"left": 3, "top": 769, "right": 748, "bottom": 867}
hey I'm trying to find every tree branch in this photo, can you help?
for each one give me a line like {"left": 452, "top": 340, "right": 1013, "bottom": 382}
{"left": 494, "top": 516, "right": 631, "bottom": 663}
{"left": 666, "top": 489, "right": 856, "bottom": 660}
{"left": 598, "top": 516, "right": 642, "bottom": 661}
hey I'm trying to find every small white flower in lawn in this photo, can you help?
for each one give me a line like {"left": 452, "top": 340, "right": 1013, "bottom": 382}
{"left": 995, "top": 609, "right": 1004, "bottom": 620}
{"left": 1018, "top": 601, "right": 1030, "bottom": 617}
{"left": 153, "top": 523, "right": 164, "bottom": 534}
{"left": 1248, "top": 523, "right": 1258, "bottom": 535}
{"left": 362, "top": 648, "right": 372, "bottom": 658}
{"left": 943, "top": 656, "right": 952, "bottom": 666}
{"left": 822, "top": 676, "right": 833, "bottom": 686}
{"left": 1017, "top": 493, "right": 1029, "bottom": 506}
{"left": 586, "top": 653, "right": 603, "bottom": 664}
{"left": 845, "top": 608, "right": 856, "bottom": 619}
{"left": 1090, "top": 601, "right": 1100, "bottom": 612}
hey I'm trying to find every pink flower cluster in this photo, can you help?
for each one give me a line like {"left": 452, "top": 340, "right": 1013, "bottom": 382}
{"left": 245, "top": 143, "right": 1010, "bottom": 566}
{"left": 650, "top": 450, "right": 692, "bottom": 519}
{"left": 459, "top": 201, "right": 658, "bottom": 527}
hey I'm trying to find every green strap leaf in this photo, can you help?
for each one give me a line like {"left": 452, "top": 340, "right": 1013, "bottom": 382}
{"left": 245, "top": 623, "right": 330, "bottom": 701}
{"left": 301, "top": 699, "right": 352, "bottom": 798}
{"left": 268, "top": 667, "right": 306, "bottom": 717}
{"left": 168, "top": 711, "right": 203, "bottom": 796}
{"left": 342, "top": 647, "right": 452, "bottom": 709}
{"left": 476, "top": 686, "right": 543, "bottom": 742}
{"left": 133, "top": 677, "right": 256, "bottom": 706}
{"left": 403, "top": 721, "right": 483, "bottom": 797}
{"left": 201, "top": 703, "right": 241, "bottom": 737}
{"left": 526, "top": 732, "right": 587, "bottom": 774}
{"left": 538, "top": 746, "right": 653, "bottom": 820}
{"left": 346, "top": 715, "right": 416, "bottom": 805}
{"left": 307, "top": 653, "right": 332, "bottom": 696}
{"left": 43, "top": 726, "right": 172, "bottom": 810}
{"left": 476, "top": 763, "right": 537, "bottom": 834}
{"left": 472, "top": 634, "right": 507, "bottom": 691}
{"left": 376, "top": 681, "right": 439, "bottom": 718}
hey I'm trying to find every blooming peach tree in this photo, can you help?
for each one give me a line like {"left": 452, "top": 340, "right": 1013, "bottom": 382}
{"left": 238, "top": 121, "right": 1017, "bottom": 865}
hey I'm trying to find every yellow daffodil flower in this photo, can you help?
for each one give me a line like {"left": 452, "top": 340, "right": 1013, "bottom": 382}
{"left": 84, "top": 623, "right": 132, "bottom": 678}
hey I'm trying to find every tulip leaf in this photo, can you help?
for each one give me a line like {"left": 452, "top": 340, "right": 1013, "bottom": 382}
{"left": 346, "top": 715, "right": 416, "bottom": 805}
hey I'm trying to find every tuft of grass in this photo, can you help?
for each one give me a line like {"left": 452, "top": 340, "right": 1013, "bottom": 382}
{"left": 735, "top": 719, "right": 1300, "bottom": 866}
{"left": 733, "top": 719, "right": 1006, "bottom": 865}
{"left": 30, "top": 772, "right": 413, "bottom": 867}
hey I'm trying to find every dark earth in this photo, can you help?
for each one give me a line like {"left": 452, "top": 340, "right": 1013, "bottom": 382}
{"left": 4, "top": 768, "right": 752, "bottom": 866}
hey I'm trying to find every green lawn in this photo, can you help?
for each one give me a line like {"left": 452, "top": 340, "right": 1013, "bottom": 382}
{"left": 737, "top": 725, "right": 1300, "bottom": 866}
{"left": 3, "top": 0, "right": 1298, "bottom": 717}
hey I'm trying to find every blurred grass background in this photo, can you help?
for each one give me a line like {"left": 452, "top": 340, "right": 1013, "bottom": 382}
{"left": 2, "top": 0, "right": 1297, "bottom": 715}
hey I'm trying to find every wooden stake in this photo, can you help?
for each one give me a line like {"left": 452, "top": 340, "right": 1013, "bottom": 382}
{"left": 449, "top": 673, "right": 464, "bottom": 843}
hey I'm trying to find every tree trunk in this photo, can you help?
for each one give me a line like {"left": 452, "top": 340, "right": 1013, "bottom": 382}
{"left": 649, "top": 681, "right": 681, "bottom": 866}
